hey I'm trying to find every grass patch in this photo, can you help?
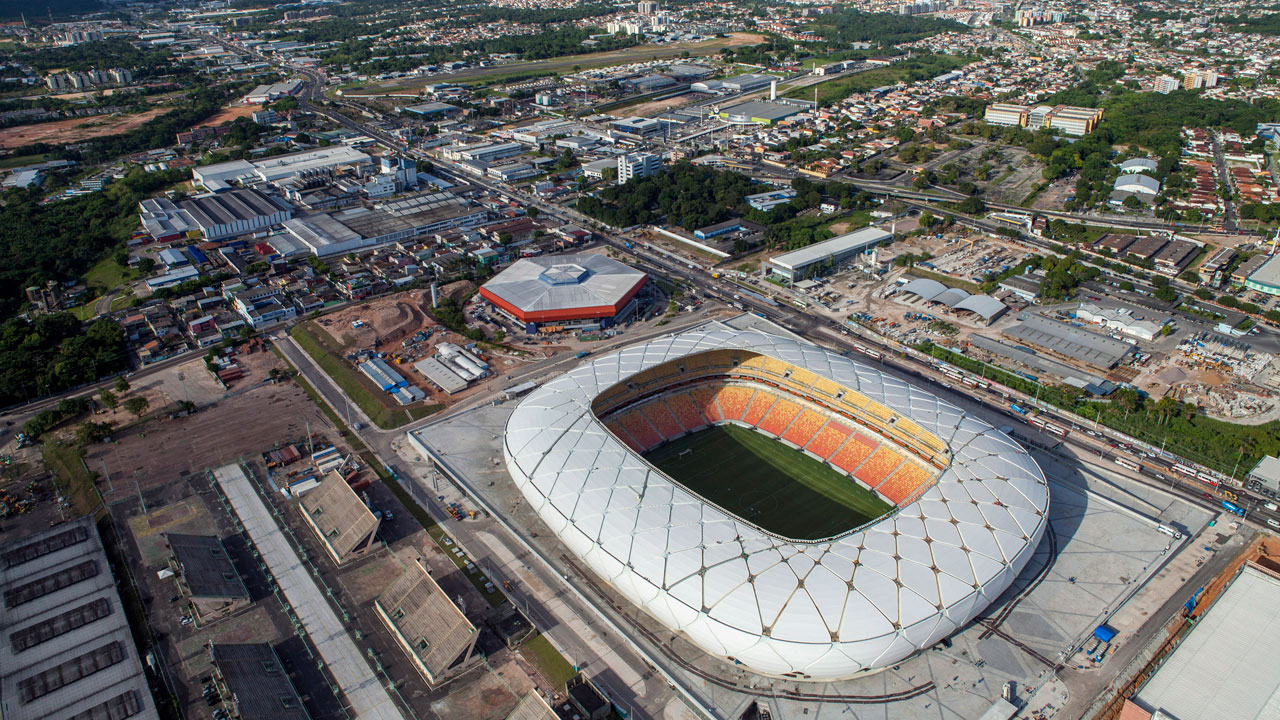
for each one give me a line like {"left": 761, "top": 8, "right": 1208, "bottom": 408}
{"left": 0, "top": 152, "right": 48, "bottom": 169}
{"left": 520, "top": 634, "right": 578, "bottom": 689}
{"left": 41, "top": 441, "right": 102, "bottom": 516}
{"left": 425, "top": 523, "right": 506, "bottom": 606}
{"left": 644, "top": 424, "right": 890, "bottom": 539}
{"left": 85, "top": 257, "right": 135, "bottom": 291}
{"left": 290, "top": 321, "right": 442, "bottom": 430}
{"left": 785, "top": 54, "right": 971, "bottom": 106}
{"left": 69, "top": 302, "right": 99, "bottom": 321}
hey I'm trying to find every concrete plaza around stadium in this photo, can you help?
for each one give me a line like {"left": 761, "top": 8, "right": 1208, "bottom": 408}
{"left": 405, "top": 399, "right": 1209, "bottom": 720}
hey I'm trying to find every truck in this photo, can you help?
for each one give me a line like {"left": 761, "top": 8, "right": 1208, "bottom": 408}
{"left": 1221, "top": 500, "right": 1245, "bottom": 516}
{"left": 1010, "top": 403, "right": 1028, "bottom": 415}
{"left": 576, "top": 351, "right": 591, "bottom": 359}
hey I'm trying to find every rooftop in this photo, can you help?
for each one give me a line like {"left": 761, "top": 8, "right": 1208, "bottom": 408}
{"left": 211, "top": 643, "right": 308, "bottom": 720}
{"left": 1003, "top": 312, "right": 1135, "bottom": 368}
{"left": 1134, "top": 565, "right": 1280, "bottom": 720}
{"left": 769, "top": 227, "right": 892, "bottom": 271}
{"left": 0, "top": 517, "right": 157, "bottom": 720}
{"left": 375, "top": 557, "right": 476, "bottom": 682}
{"left": 299, "top": 472, "right": 379, "bottom": 563}
{"left": 166, "top": 533, "right": 250, "bottom": 600}
{"left": 479, "top": 253, "right": 648, "bottom": 319}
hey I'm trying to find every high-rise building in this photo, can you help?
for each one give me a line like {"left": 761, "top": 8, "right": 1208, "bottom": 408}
{"left": 1155, "top": 76, "right": 1179, "bottom": 94}
{"left": 638, "top": 0, "right": 659, "bottom": 14}
{"left": 1183, "top": 70, "right": 1218, "bottom": 90}
{"left": 617, "top": 153, "right": 662, "bottom": 183}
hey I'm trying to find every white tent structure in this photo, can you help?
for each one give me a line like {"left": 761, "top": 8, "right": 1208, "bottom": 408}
{"left": 502, "top": 328, "right": 1049, "bottom": 679}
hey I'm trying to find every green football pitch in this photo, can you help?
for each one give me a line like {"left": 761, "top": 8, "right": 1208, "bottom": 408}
{"left": 643, "top": 424, "right": 892, "bottom": 540}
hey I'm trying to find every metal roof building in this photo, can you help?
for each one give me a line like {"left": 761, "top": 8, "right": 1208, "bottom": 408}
{"left": 1003, "top": 312, "right": 1135, "bottom": 369}
{"left": 209, "top": 643, "right": 308, "bottom": 720}
{"left": 1134, "top": 565, "right": 1280, "bottom": 720}
{"left": 0, "top": 517, "right": 158, "bottom": 720}
{"left": 502, "top": 328, "right": 1049, "bottom": 679}
{"left": 479, "top": 254, "right": 648, "bottom": 332}
{"left": 299, "top": 473, "right": 380, "bottom": 565}
{"left": 767, "top": 227, "right": 892, "bottom": 281}
{"left": 718, "top": 100, "right": 804, "bottom": 126}
{"left": 899, "top": 278, "right": 1008, "bottom": 323}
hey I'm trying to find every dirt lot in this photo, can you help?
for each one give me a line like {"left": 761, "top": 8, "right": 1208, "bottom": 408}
{"left": 85, "top": 351, "right": 348, "bottom": 505}
{"left": 627, "top": 93, "right": 703, "bottom": 119}
{"left": 0, "top": 108, "right": 166, "bottom": 149}
{"left": 196, "top": 103, "right": 259, "bottom": 128}
{"left": 314, "top": 291, "right": 546, "bottom": 408}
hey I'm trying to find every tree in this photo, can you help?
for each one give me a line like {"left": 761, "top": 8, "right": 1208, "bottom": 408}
{"left": 76, "top": 420, "right": 113, "bottom": 445}
{"left": 526, "top": 206, "right": 540, "bottom": 220}
{"left": 98, "top": 388, "right": 118, "bottom": 410}
{"left": 114, "top": 376, "right": 130, "bottom": 393}
{"left": 123, "top": 396, "right": 149, "bottom": 419}
{"left": 918, "top": 210, "right": 937, "bottom": 228}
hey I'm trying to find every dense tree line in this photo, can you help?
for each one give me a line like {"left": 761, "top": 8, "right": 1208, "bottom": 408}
{"left": 0, "top": 313, "right": 125, "bottom": 406}
{"left": 806, "top": 10, "right": 965, "bottom": 47}
{"left": 0, "top": 167, "right": 189, "bottom": 318}
{"left": 577, "top": 162, "right": 758, "bottom": 230}
{"left": 0, "top": 0, "right": 100, "bottom": 20}
{"left": 15, "top": 37, "right": 176, "bottom": 77}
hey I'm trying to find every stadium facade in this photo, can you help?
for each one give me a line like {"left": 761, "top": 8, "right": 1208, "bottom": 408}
{"left": 478, "top": 254, "right": 648, "bottom": 334}
{"left": 502, "top": 328, "right": 1049, "bottom": 679}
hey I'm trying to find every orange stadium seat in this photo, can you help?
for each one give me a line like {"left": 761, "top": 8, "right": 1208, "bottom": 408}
{"left": 806, "top": 421, "right": 851, "bottom": 460}
{"left": 855, "top": 446, "right": 905, "bottom": 489}
{"left": 782, "top": 409, "right": 826, "bottom": 447}
{"left": 618, "top": 410, "right": 663, "bottom": 451}
{"left": 641, "top": 402, "right": 683, "bottom": 441}
{"left": 606, "top": 419, "right": 643, "bottom": 453}
{"left": 690, "top": 386, "right": 722, "bottom": 423}
{"left": 742, "top": 390, "right": 779, "bottom": 426}
{"left": 878, "top": 462, "right": 932, "bottom": 505}
{"left": 758, "top": 399, "right": 801, "bottom": 437}
{"left": 715, "top": 386, "right": 754, "bottom": 422}
{"left": 830, "top": 434, "right": 877, "bottom": 475}
{"left": 664, "top": 394, "right": 706, "bottom": 433}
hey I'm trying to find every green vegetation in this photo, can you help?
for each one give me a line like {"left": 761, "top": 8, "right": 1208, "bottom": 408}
{"left": 289, "top": 321, "right": 442, "bottom": 429}
{"left": 41, "top": 441, "right": 101, "bottom": 516}
{"left": 520, "top": 634, "right": 578, "bottom": 689}
{"left": 921, "top": 342, "right": 1280, "bottom": 477}
{"left": 0, "top": 168, "right": 188, "bottom": 318}
{"left": 803, "top": 9, "right": 964, "bottom": 46}
{"left": 786, "top": 54, "right": 971, "bottom": 107}
{"left": 84, "top": 257, "right": 136, "bottom": 291}
{"left": 1, "top": 314, "right": 125, "bottom": 408}
{"left": 643, "top": 424, "right": 891, "bottom": 540}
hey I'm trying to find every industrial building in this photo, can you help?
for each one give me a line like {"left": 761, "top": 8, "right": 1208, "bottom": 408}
{"left": 0, "top": 517, "right": 159, "bottom": 720}
{"left": 164, "top": 533, "right": 251, "bottom": 624}
{"left": 897, "top": 277, "right": 1009, "bottom": 324}
{"left": 208, "top": 643, "right": 308, "bottom": 720}
{"left": 1247, "top": 456, "right": 1280, "bottom": 499}
{"left": 139, "top": 188, "right": 293, "bottom": 242}
{"left": 505, "top": 693, "right": 558, "bottom": 720}
{"left": 373, "top": 556, "right": 478, "bottom": 686}
{"left": 1132, "top": 561, "right": 1280, "bottom": 720}
{"left": 719, "top": 73, "right": 776, "bottom": 93}
{"left": 766, "top": 226, "right": 892, "bottom": 281}
{"left": 1245, "top": 254, "right": 1280, "bottom": 296}
{"left": 1003, "top": 312, "right": 1135, "bottom": 369}
{"left": 1119, "top": 158, "right": 1159, "bottom": 174}
{"left": 283, "top": 191, "right": 488, "bottom": 257}
{"left": 1074, "top": 303, "right": 1165, "bottom": 341}
{"left": 360, "top": 358, "right": 408, "bottom": 391}
{"left": 414, "top": 357, "right": 468, "bottom": 394}
{"left": 479, "top": 254, "right": 649, "bottom": 333}
{"left": 193, "top": 146, "right": 373, "bottom": 192}
{"left": 717, "top": 100, "right": 804, "bottom": 126}
{"left": 608, "top": 116, "right": 663, "bottom": 137}
{"left": 1111, "top": 173, "right": 1161, "bottom": 205}
{"left": 299, "top": 473, "right": 380, "bottom": 565}
{"left": 242, "top": 79, "right": 303, "bottom": 104}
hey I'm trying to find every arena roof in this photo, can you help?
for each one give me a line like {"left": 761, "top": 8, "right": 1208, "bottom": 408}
{"left": 479, "top": 254, "right": 648, "bottom": 324}
{"left": 503, "top": 328, "right": 1049, "bottom": 679}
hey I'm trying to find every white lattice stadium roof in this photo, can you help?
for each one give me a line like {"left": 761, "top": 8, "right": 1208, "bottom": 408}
{"left": 502, "top": 328, "right": 1049, "bottom": 679}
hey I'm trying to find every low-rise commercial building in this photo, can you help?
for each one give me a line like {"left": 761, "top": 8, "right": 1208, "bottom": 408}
{"left": 165, "top": 533, "right": 251, "bottom": 623}
{"left": 373, "top": 556, "right": 478, "bottom": 686}
{"left": 767, "top": 227, "right": 892, "bottom": 281}
{"left": 208, "top": 643, "right": 308, "bottom": 720}
{"left": 299, "top": 472, "right": 380, "bottom": 565}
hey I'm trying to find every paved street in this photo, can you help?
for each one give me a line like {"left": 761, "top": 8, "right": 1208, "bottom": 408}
{"left": 212, "top": 463, "right": 407, "bottom": 720}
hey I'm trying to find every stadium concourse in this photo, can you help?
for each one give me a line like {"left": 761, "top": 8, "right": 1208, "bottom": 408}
{"left": 502, "top": 327, "right": 1050, "bottom": 680}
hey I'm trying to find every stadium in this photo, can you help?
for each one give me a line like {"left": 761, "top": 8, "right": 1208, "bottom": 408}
{"left": 502, "top": 328, "right": 1049, "bottom": 680}
{"left": 478, "top": 254, "right": 648, "bottom": 334}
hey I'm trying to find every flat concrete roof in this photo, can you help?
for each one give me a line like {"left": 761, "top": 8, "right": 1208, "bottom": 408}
{"left": 1135, "top": 565, "right": 1280, "bottom": 720}
{"left": 1247, "top": 254, "right": 1280, "bottom": 290}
